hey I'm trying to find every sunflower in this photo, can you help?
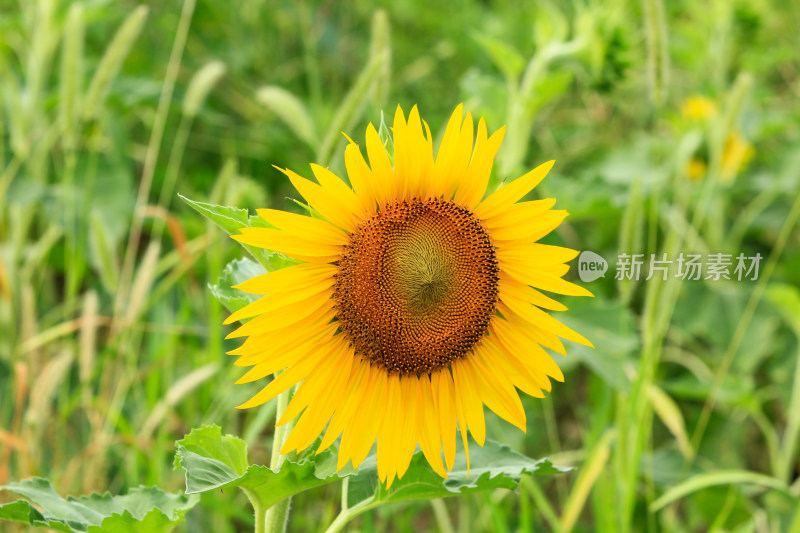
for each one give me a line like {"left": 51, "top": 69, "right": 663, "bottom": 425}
{"left": 225, "top": 105, "right": 593, "bottom": 487}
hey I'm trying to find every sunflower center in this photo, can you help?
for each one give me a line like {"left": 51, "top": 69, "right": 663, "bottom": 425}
{"left": 334, "top": 197, "right": 499, "bottom": 375}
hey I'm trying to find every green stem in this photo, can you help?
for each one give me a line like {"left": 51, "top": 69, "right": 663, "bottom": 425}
{"left": 298, "top": 0, "right": 322, "bottom": 113}
{"left": 63, "top": 149, "right": 79, "bottom": 304}
{"left": 244, "top": 488, "right": 267, "bottom": 533}
{"left": 643, "top": 0, "right": 669, "bottom": 107}
{"left": 521, "top": 476, "right": 563, "bottom": 532}
{"left": 263, "top": 387, "right": 294, "bottom": 533}
{"left": 779, "top": 329, "right": 800, "bottom": 482}
{"left": 152, "top": 113, "right": 194, "bottom": 243}
{"left": 430, "top": 499, "right": 455, "bottom": 533}
{"left": 323, "top": 496, "right": 378, "bottom": 533}
{"left": 341, "top": 476, "right": 349, "bottom": 510}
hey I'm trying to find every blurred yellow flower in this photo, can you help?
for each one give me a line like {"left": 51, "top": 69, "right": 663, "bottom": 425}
{"left": 681, "top": 95, "right": 718, "bottom": 121}
{"left": 721, "top": 131, "right": 755, "bottom": 183}
{"left": 685, "top": 132, "right": 754, "bottom": 182}
{"left": 687, "top": 158, "right": 707, "bottom": 181}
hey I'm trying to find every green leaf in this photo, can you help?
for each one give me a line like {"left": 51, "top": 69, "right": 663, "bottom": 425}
{"left": 558, "top": 296, "right": 639, "bottom": 390}
{"left": 174, "top": 425, "right": 350, "bottom": 510}
{"left": 377, "top": 110, "right": 394, "bottom": 162}
{"left": 209, "top": 255, "right": 300, "bottom": 314}
{"left": 671, "top": 283, "right": 779, "bottom": 374}
{"left": 180, "top": 194, "right": 300, "bottom": 272}
{"left": 0, "top": 501, "right": 42, "bottom": 525}
{"left": 662, "top": 373, "right": 755, "bottom": 406}
{"left": 88, "top": 509, "right": 183, "bottom": 533}
{"left": 178, "top": 194, "right": 250, "bottom": 236}
{"left": 766, "top": 283, "right": 800, "bottom": 333}
{"left": 0, "top": 478, "right": 197, "bottom": 533}
{"left": 473, "top": 34, "right": 525, "bottom": 81}
{"left": 347, "top": 437, "right": 569, "bottom": 507}
{"left": 208, "top": 258, "right": 265, "bottom": 313}
{"left": 649, "top": 470, "right": 795, "bottom": 512}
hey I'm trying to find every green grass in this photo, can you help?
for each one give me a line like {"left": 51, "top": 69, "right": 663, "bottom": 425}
{"left": 2, "top": 0, "right": 800, "bottom": 531}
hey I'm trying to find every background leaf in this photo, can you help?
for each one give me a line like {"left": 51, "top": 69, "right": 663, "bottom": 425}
{"left": 347, "top": 437, "right": 569, "bottom": 507}
{"left": 208, "top": 257, "right": 264, "bottom": 313}
{"left": 174, "top": 425, "right": 350, "bottom": 509}
{"left": 558, "top": 296, "right": 639, "bottom": 390}
{"left": 0, "top": 478, "right": 197, "bottom": 533}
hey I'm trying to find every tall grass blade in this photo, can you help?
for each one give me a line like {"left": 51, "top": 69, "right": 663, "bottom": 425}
{"left": 316, "top": 10, "right": 391, "bottom": 166}
{"left": 60, "top": 2, "right": 84, "bottom": 149}
{"left": 256, "top": 86, "right": 318, "bottom": 148}
{"left": 560, "top": 430, "right": 616, "bottom": 532}
{"left": 82, "top": 6, "right": 148, "bottom": 120}
{"left": 650, "top": 471, "right": 793, "bottom": 512}
{"left": 183, "top": 60, "right": 226, "bottom": 118}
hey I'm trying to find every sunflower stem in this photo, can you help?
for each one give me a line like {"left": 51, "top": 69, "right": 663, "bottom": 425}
{"left": 323, "top": 496, "right": 378, "bottom": 533}
{"left": 245, "top": 489, "right": 267, "bottom": 533}
{"left": 263, "top": 386, "right": 294, "bottom": 533}
{"left": 341, "top": 476, "right": 349, "bottom": 511}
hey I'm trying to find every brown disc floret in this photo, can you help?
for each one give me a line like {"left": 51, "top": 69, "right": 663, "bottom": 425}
{"left": 334, "top": 197, "right": 499, "bottom": 375}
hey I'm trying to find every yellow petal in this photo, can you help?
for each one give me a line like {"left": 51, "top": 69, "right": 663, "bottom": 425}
{"left": 236, "top": 340, "right": 336, "bottom": 409}
{"left": 453, "top": 112, "right": 475, "bottom": 183}
{"left": 490, "top": 210, "right": 568, "bottom": 243}
{"left": 404, "top": 105, "right": 432, "bottom": 200}
{"left": 224, "top": 277, "right": 335, "bottom": 324}
{"left": 317, "top": 358, "right": 370, "bottom": 454}
{"left": 498, "top": 302, "right": 567, "bottom": 356}
{"left": 501, "top": 290, "right": 594, "bottom": 348}
{"left": 229, "top": 305, "right": 336, "bottom": 362}
{"left": 481, "top": 198, "right": 557, "bottom": 229}
{"left": 344, "top": 142, "right": 377, "bottom": 215}
{"left": 502, "top": 262, "right": 593, "bottom": 297}
{"left": 492, "top": 311, "right": 566, "bottom": 381}
{"left": 469, "top": 349, "right": 527, "bottom": 431}
{"left": 451, "top": 360, "right": 471, "bottom": 476}
{"left": 396, "top": 375, "right": 420, "bottom": 478}
{"left": 338, "top": 363, "right": 381, "bottom": 469}
{"left": 432, "top": 104, "right": 466, "bottom": 199}
{"left": 417, "top": 375, "right": 447, "bottom": 478}
{"left": 393, "top": 105, "right": 433, "bottom": 201}
{"left": 234, "top": 326, "right": 337, "bottom": 384}
{"left": 309, "top": 163, "right": 366, "bottom": 222}
{"left": 232, "top": 262, "right": 337, "bottom": 295}
{"left": 276, "top": 166, "right": 360, "bottom": 232}
{"left": 378, "top": 374, "right": 402, "bottom": 486}
{"left": 349, "top": 366, "right": 388, "bottom": 469}
{"left": 280, "top": 345, "right": 354, "bottom": 453}
{"left": 391, "top": 106, "right": 411, "bottom": 201}
{"left": 454, "top": 120, "right": 505, "bottom": 209}
{"left": 278, "top": 342, "right": 353, "bottom": 425}
{"left": 482, "top": 328, "right": 552, "bottom": 392}
{"left": 225, "top": 287, "right": 333, "bottom": 339}
{"left": 498, "top": 274, "right": 568, "bottom": 312}
{"left": 256, "top": 208, "right": 349, "bottom": 245}
{"left": 232, "top": 227, "right": 341, "bottom": 263}
{"left": 436, "top": 369, "right": 457, "bottom": 471}
{"left": 452, "top": 357, "right": 486, "bottom": 446}
{"left": 475, "top": 160, "right": 555, "bottom": 220}
{"left": 365, "top": 123, "right": 395, "bottom": 205}
{"left": 497, "top": 243, "right": 579, "bottom": 268}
